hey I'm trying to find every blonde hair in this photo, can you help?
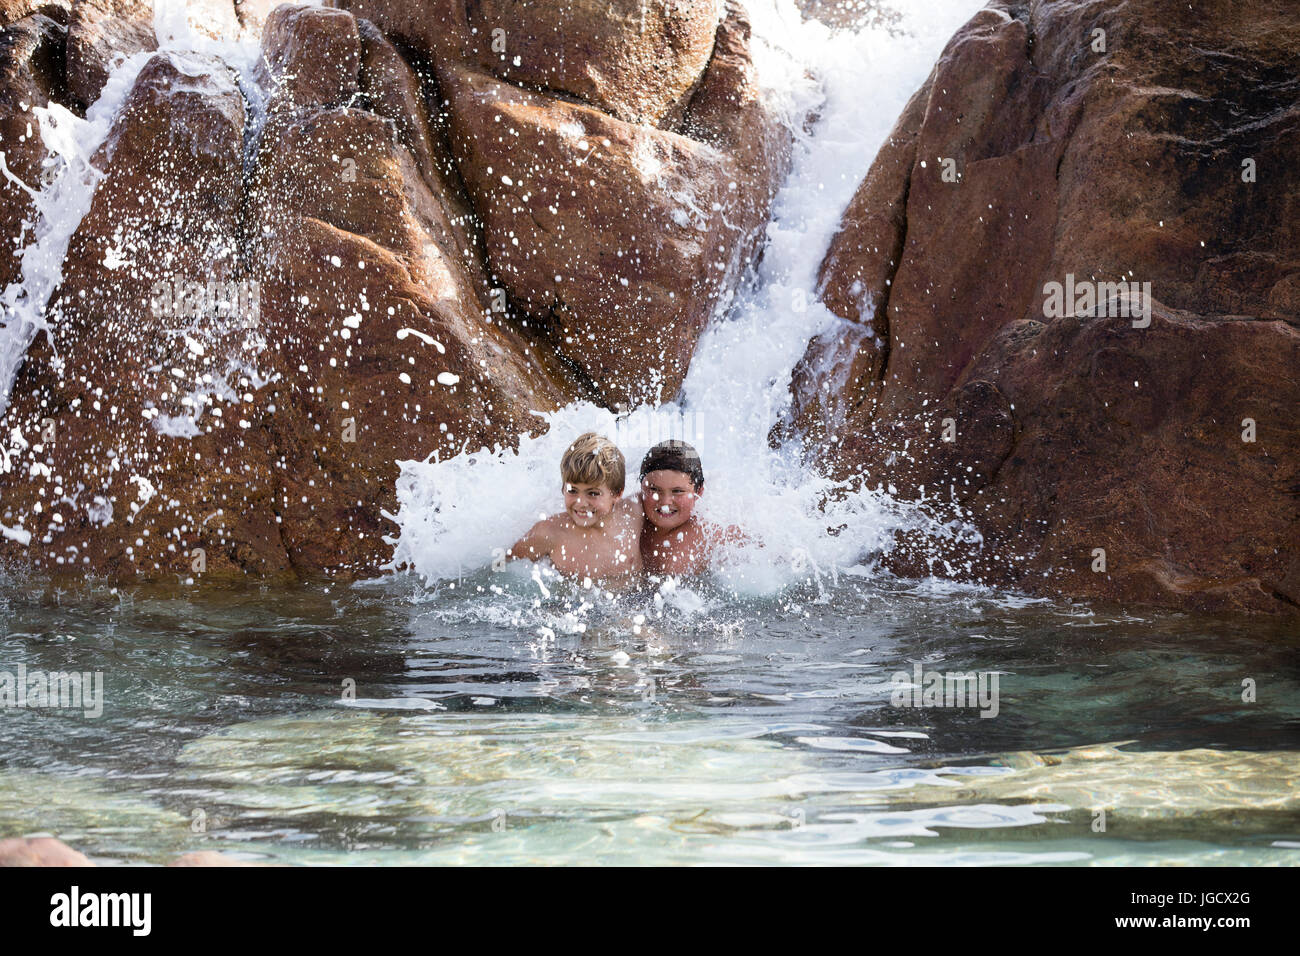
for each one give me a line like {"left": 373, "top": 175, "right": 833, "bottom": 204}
{"left": 561, "top": 432, "right": 625, "bottom": 494}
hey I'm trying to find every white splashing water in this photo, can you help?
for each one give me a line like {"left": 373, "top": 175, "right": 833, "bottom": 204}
{"left": 387, "top": 0, "right": 987, "bottom": 595}
{"left": 0, "top": 0, "right": 269, "bottom": 415}
{"left": 0, "top": 54, "right": 145, "bottom": 412}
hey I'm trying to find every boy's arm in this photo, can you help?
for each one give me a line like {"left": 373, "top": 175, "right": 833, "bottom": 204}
{"left": 723, "top": 524, "right": 753, "bottom": 546}
{"left": 507, "top": 518, "right": 554, "bottom": 562}
{"left": 710, "top": 522, "right": 755, "bottom": 552}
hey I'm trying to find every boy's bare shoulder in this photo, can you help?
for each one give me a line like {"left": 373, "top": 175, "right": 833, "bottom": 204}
{"left": 539, "top": 511, "right": 578, "bottom": 540}
{"left": 508, "top": 512, "right": 566, "bottom": 560}
{"left": 543, "top": 510, "right": 572, "bottom": 528}
{"left": 615, "top": 495, "right": 644, "bottom": 529}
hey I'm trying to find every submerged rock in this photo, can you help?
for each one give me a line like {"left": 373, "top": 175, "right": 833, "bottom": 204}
{"left": 783, "top": 0, "right": 1300, "bottom": 615}
{"left": 0, "top": 835, "right": 92, "bottom": 865}
{"left": 168, "top": 850, "right": 262, "bottom": 866}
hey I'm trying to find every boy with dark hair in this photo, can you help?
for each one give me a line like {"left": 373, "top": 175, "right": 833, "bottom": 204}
{"left": 638, "top": 439, "right": 740, "bottom": 575}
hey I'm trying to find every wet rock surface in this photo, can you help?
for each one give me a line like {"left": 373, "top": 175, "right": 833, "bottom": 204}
{"left": 784, "top": 0, "right": 1300, "bottom": 615}
{"left": 0, "top": 13, "right": 67, "bottom": 287}
{"left": 66, "top": 0, "right": 156, "bottom": 109}
{"left": 1, "top": 0, "right": 1292, "bottom": 613}
{"left": 0, "top": 1, "right": 785, "bottom": 582}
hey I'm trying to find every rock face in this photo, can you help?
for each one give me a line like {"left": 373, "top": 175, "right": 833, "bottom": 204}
{"left": 440, "top": 62, "right": 748, "bottom": 406}
{"left": 334, "top": 0, "right": 723, "bottom": 126}
{"left": 463, "top": 0, "right": 723, "bottom": 127}
{"left": 0, "top": 13, "right": 66, "bottom": 287}
{"left": 0, "top": 51, "right": 288, "bottom": 582}
{"left": 0, "top": 0, "right": 70, "bottom": 28}
{"left": 248, "top": 4, "right": 573, "bottom": 575}
{"left": 439, "top": 1, "right": 789, "bottom": 406}
{"left": 335, "top": 0, "right": 789, "bottom": 405}
{"left": 0, "top": 6, "right": 580, "bottom": 582}
{"left": 256, "top": 2, "right": 360, "bottom": 111}
{"left": 330, "top": 0, "right": 468, "bottom": 66}
{"left": 0, "top": 0, "right": 787, "bottom": 583}
{"left": 785, "top": 0, "right": 1300, "bottom": 615}
{"left": 66, "top": 0, "right": 156, "bottom": 108}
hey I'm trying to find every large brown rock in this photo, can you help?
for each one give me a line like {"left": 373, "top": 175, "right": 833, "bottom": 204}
{"left": 247, "top": 109, "right": 574, "bottom": 572}
{"left": 0, "top": 13, "right": 66, "bottom": 288}
{"left": 0, "top": 0, "right": 69, "bottom": 28}
{"left": 786, "top": 0, "right": 1300, "bottom": 616}
{"left": 333, "top": 0, "right": 723, "bottom": 126}
{"left": 465, "top": 0, "right": 722, "bottom": 126}
{"left": 438, "top": 7, "right": 788, "bottom": 409}
{"left": 66, "top": 0, "right": 156, "bottom": 109}
{"left": 244, "top": 4, "right": 574, "bottom": 574}
{"left": 0, "top": 51, "right": 292, "bottom": 582}
{"left": 355, "top": 16, "right": 478, "bottom": 259}
{"left": 256, "top": 3, "right": 361, "bottom": 112}
{"left": 303, "top": 2, "right": 789, "bottom": 411}
{"left": 0, "top": 7, "right": 579, "bottom": 583}
{"left": 329, "top": 0, "right": 468, "bottom": 67}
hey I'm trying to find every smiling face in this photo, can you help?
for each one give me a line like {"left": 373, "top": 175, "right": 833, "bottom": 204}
{"left": 563, "top": 480, "right": 618, "bottom": 528}
{"left": 640, "top": 468, "right": 701, "bottom": 532}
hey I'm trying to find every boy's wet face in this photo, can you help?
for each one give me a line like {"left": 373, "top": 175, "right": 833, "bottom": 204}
{"left": 640, "top": 469, "right": 700, "bottom": 531}
{"left": 563, "top": 481, "right": 617, "bottom": 528}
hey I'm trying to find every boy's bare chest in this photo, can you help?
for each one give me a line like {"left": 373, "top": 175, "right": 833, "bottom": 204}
{"left": 643, "top": 524, "right": 709, "bottom": 574}
{"left": 551, "top": 521, "right": 640, "bottom": 573}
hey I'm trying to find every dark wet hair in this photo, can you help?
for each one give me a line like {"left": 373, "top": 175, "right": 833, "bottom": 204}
{"left": 639, "top": 440, "right": 704, "bottom": 492}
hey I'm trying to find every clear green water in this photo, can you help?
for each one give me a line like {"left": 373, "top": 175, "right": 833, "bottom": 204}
{"left": 1, "top": 570, "right": 1297, "bottom": 865}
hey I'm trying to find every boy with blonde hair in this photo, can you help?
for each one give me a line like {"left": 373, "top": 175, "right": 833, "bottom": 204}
{"left": 508, "top": 432, "right": 643, "bottom": 588}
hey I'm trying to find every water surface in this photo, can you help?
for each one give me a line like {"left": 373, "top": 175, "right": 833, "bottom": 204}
{"left": 2, "top": 572, "right": 1295, "bottom": 865}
